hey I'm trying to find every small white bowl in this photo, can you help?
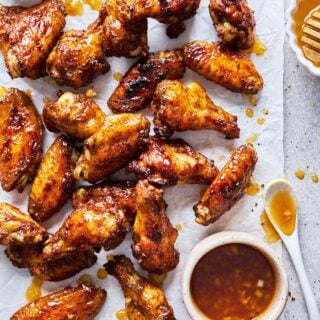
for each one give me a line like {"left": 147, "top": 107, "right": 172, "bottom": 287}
{"left": 182, "top": 231, "right": 288, "bottom": 320}
{"left": 286, "top": 0, "right": 320, "bottom": 76}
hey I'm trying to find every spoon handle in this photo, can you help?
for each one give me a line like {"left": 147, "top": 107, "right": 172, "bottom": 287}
{"left": 285, "top": 236, "right": 320, "bottom": 320}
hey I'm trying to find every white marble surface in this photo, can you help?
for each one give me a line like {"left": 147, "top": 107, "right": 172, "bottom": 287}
{"left": 281, "top": 1, "right": 320, "bottom": 318}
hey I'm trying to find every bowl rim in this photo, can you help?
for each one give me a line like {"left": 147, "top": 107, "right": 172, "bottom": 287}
{"left": 286, "top": 0, "right": 320, "bottom": 76}
{"left": 181, "top": 231, "right": 288, "bottom": 320}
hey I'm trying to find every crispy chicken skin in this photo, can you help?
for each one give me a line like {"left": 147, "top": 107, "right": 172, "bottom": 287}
{"left": 5, "top": 245, "right": 97, "bottom": 282}
{"left": 209, "top": 0, "right": 256, "bottom": 50}
{"left": 151, "top": 80, "right": 240, "bottom": 139}
{"left": 43, "top": 199, "right": 131, "bottom": 260}
{"left": 108, "top": 50, "right": 185, "bottom": 113}
{"left": 194, "top": 144, "right": 257, "bottom": 225}
{"left": 1, "top": 0, "right": 66, "bottom": 79}
{"left": 129, "top": 137, "right": 219, "bottom": 186}
{"left": 46, "top": 12, "right": 110, "bottom": 89}
{"left": 74, "top": 114, "right": 150, "bottom": 184}
{"left": 0, "top": 202, "right": 47, "bottom": 246}
{"left": 28, "top": 136, "right": 78, "bottom": 222}
{"left": 183, "top": 41, "right": 263, "bottom": 94}
{"left": 10, "top": 285, "right": 106, "bottom": 320}
{"left": 43, "top": 92, "right": 106, "bottom": 140}
{"left": 73, "top": 180, "right": 136, "bottom": 224}
{"left": 132, "top": 180, "right": 179, "bottom": 273}
{"left": 105, "top": 255, "right": 176, "bottom": 320}
{"left": 0, "top": 88, "right": 43, "bottom": 192}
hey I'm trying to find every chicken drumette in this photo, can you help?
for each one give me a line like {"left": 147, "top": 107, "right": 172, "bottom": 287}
{"left": 107, "top": 50, "right": 185, "bottom": 113}
{"left": 129, "top": 137, "right": 219, "bottom": 186}
{"left": 11, "top": 285, "right": 106, "bottom": 320}
{"left": 209, "top": 0, "right": 256, "bottom": 50}
{"left": 194, "top": 144, "right": 258, "bottom": 225}
{"left": 105, "top": 255, "right": 176, "bottom": 320}
{"left": 0, "top": 88, "right": 43, "bottom": 192}
{"left": 132, "top": 180, "right": 179, "bottom": 274}
{"left": 0, "top": 0, "right": 66, "bottom": 79}
{"left": 151, "top": 80, "right": 240, "bottom": 139}
{"left": 183, "top": 41, "right": 263, "bottom": 94}
{"left": 43, "top": 92, "right": 106, "bottom": 140}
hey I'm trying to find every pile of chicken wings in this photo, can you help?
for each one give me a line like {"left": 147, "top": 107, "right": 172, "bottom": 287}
{"left": 0, "top": 0, "right": 261, "bottom": 319}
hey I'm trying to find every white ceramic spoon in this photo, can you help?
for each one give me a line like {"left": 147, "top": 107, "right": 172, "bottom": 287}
{"left": 264, "top": 179, "right": 320, "bottom": 320}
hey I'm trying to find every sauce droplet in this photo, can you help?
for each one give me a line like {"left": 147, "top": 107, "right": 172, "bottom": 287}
{"left": 249, "top": 95, "right": 257, "bottom": 106}
{"left": 77, "top": 274, "right": 93, "bottom": 286}
{"left": 311, "top": 174, "right": 319, "bottom": 183}
{"left": 0, "top": 86, "right": 7, "bottom": 98}
{"left": 175, "top": 224, "right": 182, "bottom": 231}
{"left": 86, "top": 88, "right": 96, "bottom": 98}
{"left": 260, "top": 210, "right": 280, "bottom": 244}
{"left": 246, "top": 133, "right": 257, "bottom": 144}
{"left": 25, "top": 89, "right": 32, "bottom": 97}
{"left": 113, "top": 72, "right": 123, "bottom": 81}
{"left": 97, "top": 267, "right": 108, "bottom": 280}
{"left": 262, "top": 108, "right": 269, "bottom": 115}
{"left": 148, "top": 273, "right": 168, "bottom": 288}
{"left": 218, "top": 154, "right": 226, "bottom": 161}
{"left": 65, "top": 0, "right": 84, "bottom": 16}
{"left": 83, "top": 0, "right": 102, "bottom": 10}
{"left": 246, "top": 108, "right": 254, "bottom": 118}
{"left": 116, "top": 309, "right": 128, "bottom": 320}
{"left": 295, "top": 169, "right": 305, "bottom": 180}
{"left": 269, "top": 190, "right": 297, "bottom": 236}
{"left": 25, "top": 277, "right": 43, "bottom": 303}
{"left": 257, "top": 117, "right": 265, "bottom": 125}
{"left": 251, "top": 38, "right": 268, "bottom": 56}
{"left": 106, "top": 254, "right": 114, "bottom": 261}
{"left": 246, "top": 180, "right": 260, "bottom": 196}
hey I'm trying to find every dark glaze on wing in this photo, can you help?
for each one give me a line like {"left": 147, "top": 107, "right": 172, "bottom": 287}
{"left": 132, "top": 180, "right": 179, "bottom": 273}
{"left": 74, "top": 114, "right": 150, "bottom": 184}
{"left": 209, "top": 0, "right": 256, "bottom": 50}
{"left": 5, "top": 245, "right": 97, "bottom": 282}
{"left": 107, "top": 50, "right": 185, "bottom": 113}
{"left": 129, "top": 137, "right": 219, "bottom": 186}
{"left": 10, "top": 285, "right": 106, "bottom": 320}
{"left": 2, "top": 0, "right": 66, "bottom": 79}
{"left": 0, "top": 202, "right": 47, "bottom": 246}
{"left": 43, "top": 92, "right": 106, "bottom": 140}
{"left": 194, "top": 144, "right": 257, "bottom": 225}
{"left": 0, "top": 88, "right": 43, "bottom": 192}
{"left": 28, "top": 136, "right": 78, "bottom": 222}
{"left": 183, "top": 41, "right": 263, "bottom": 94}
{"left": 151, "top": 80, "right": 240, "bottom": 139}
{"left": 105, "top": 255, "right": 176, "bottom": 320}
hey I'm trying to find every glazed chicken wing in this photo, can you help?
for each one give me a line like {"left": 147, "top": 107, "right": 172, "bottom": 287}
{"left": 1, "top": 0, "right": 66, "bottom": 79}
{"left": 105, "top": 255, "right": 176, "bottom": 320}
{"left": 107, "top": 50, "right": 185, "bottom": 113}
{"left": 129, "top": 137, "right": 219, "bottom": 186}
{"left": 151, "top": 80, "right": 240, "bottom": 139}
{"left": 28, "top": 136, "right": 78, "bottom": 222}
{"left": 74, "top": 114, "right": 150, "bottom": 184}
{"left": 43, "top": 92, "right": 106, "bottom": 140}
{"left": 132, "top": 180, "right": 179, "bottom": 273}
{"left": 209, "top": 0, "right": 256, "bottom": 50}
{"left": 194, "top": 144, "right": 257, "bottom": 225}
{"left": 183, "top": 41, "right": 263, "bottom": 94}
{"left": 0, "top": 88, "right": 43, "bottom": 192}
{"left": 10, "top": 285, "right": 106, "bottom": 320}
{"left": 46, "top": 12, "right": 110, "bottom": 89}
{"left": 5, "top": 245, "right": 97, "bottom": 282}
{"left": 43, "top": 199, "right": 131, "bottom": 260}
{"left": 0, "top": 202, "right": 47, "bottom": 246}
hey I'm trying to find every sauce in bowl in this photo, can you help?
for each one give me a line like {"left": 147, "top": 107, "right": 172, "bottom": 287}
{"left": 190, "top": 244, "right": 276, "bottom": 320}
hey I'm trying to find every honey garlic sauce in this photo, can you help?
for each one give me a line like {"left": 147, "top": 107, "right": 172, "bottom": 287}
{"left": 190, "top": 244, "right": 276, "bottom": 320}
{"left": 269, "top": 190, "right": 297, "bottom": 236}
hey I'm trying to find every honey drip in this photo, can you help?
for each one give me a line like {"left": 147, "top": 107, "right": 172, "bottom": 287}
{"left": 65, "top": 0, "right": 84, "bottom": 16}
{"left": 116, "top": 309, "right": 128, "bottom": 320}
{"left": 25, "top": 277, "right": 43, "bottom": 303}
{"left": 97, "top": 267, "right": 108, "bottom": 280}
{"left": 260, "top": 210, "right": 280, "bottom": 244}
{"left": 246, "top": 108, "right": 254, "bottom": 118}
{"left": 113, "top": 72, "right": 123, "bottom": 81}
{"left": 77, "top": 274, "right": 93, "bottom": 285}
{"left": 257, "top": 117, "right": 265, "bottom": 125}
{"left": 246, "top": 133, "right": 257, "bottom": 144}
{"left": 295, "top": 169, "right": 305, "bottom": 180}
{"left": 245, "top": 181, "right": 260, "bottom": 196}
{"left": 311, "top": 174, "right": 319, "bottom": 183}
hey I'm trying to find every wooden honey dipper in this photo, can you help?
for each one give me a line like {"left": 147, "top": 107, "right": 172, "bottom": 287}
{"left": 301, "top": 5, "right": 320, "bottom": 66}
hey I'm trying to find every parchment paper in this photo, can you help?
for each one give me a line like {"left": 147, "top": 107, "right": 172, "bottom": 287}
{"left": 0, "top": 0, "right": 284, "bottom": 318}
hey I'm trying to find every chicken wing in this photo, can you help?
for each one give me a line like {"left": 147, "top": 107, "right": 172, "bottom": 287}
{"left": 183, "top": 41, "right": 263, "bottom": 94}
{"left": 5, "top": 245, "right": 97, "bottom": 282}
{"left": 129, "top": 137, "right": 219, "bottom": 186}
{"left": 105, "top": 255, "right": 175, "bottom": 320}
{"left": 194, "top": 144, "right": 257, "bottom": 225}
{"left": 28, "top": 136, "right": 78, "bottom": 222}
{"left": 0, "top": 202, "right": 47, "bottom": 246}
{"left": 73, "top": 180, "right": 136, "bottom": 224}
{"left": 132, "top": 180, "right": 179, "bottom": 273}
{"left": 107, "top": 50, "right": 185, "bottom": 113}
{"left": 209, "top": 0, "right": 256, "bottom": 50}
{"left": 43, "top": 199, "right": 131, "bottom": 260}
{"left": 46, "top": 11, "right": 110, "bottom": 89}
{"left": 1, "top": 0, "right": 66, "bottom": 79}
{"left": 151, "top": 80, "right": 240, "bottom": 139}
{"left": 10, "top": 285, "right": 106, "bottom": 320}
{"left": 43, "top": 92, "right": 106, "bottom": 140}
{"left": 74, "top": 114, "right": 150, "bottom": 184}
{"left": 0, "top": 88, "right": 43, "bottom": 192}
